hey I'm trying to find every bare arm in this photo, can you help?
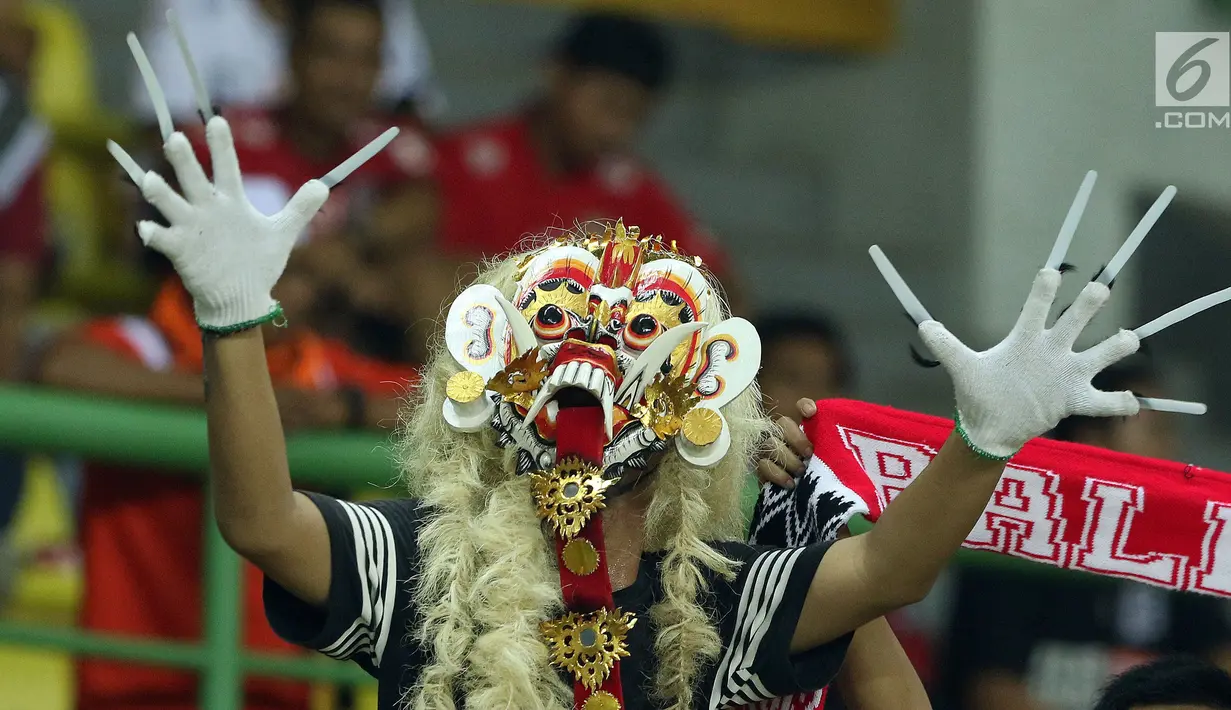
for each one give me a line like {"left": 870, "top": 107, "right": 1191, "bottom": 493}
{"left": 836, "top": 617, "right": 931, "bottom": 710}
{"left": 203, "top": 328, "right": 331, "bottom": 605}
{"left": 792, "top": 431, "right": 1003, "bottom": 650}
{"left": 830, "top": 526, "right": 931, "bottom": 710}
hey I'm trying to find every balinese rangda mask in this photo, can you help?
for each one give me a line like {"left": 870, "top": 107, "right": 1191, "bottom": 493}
{"left": 441, "top": 222, "right": 761, "bottom": 493}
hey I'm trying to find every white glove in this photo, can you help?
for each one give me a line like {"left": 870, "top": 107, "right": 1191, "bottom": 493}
{"left": 920, "top": 272, "right": 1136, "bottom": 458}
{"left": 133, "top": 119, "right": 328, "bottom": 330}
{"left": 871, "top": 171, "right": 1225, "bottom": 460}
{"left": 109, "top": 22, "right": 396, "bottom": 332}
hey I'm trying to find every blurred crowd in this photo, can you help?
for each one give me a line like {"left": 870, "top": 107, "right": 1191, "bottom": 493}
{"left": 1, "top": 0, "right": 1231, "bottom": 709}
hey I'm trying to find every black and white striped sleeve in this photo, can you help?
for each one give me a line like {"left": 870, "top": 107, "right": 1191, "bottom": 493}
{"left": 263, "top": 492, "right": 421, "bottom": 674}
{"left": 704, "top": 542, "right": 852, "bottom": 710}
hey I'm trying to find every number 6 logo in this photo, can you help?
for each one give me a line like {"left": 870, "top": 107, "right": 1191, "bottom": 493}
{"left": 1156, "top": 32, "right": 1231, "bottom": 107}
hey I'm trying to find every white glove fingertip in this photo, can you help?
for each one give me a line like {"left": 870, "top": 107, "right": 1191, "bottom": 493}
{"left": 281, "top": 179, "right": 330, "bottom": 226}
{"left": 1052, "top": 280, "right": 1113, "bottom": 344}
{"left": 139, "top": 171, "right": 193, "bottom": 224}
{"left": 136, "top": 220, "right": 171, "bottom": 251}
{"left": 1079, "top": 280, "right": 1112, "bottom": 308}
{"left": 1084, "top": 389, "right": 1140, "bottom": 418}
{"left": 918, "top": 320, "right": 969, "bottom": 366}
{"left": 205, "top": 116, "right": 244, "bottom": 193}
{"left": 1015, "top": 268, "right": 1064, "bottom": 332}
{"left": 204, "top": 115, "right": 232, "bottom": 140}
{"left": 1084, "top": 329, "right": 1141, "bottom": 373}
{"left": 164, "top": 132, "right": 213, "bottom": 201}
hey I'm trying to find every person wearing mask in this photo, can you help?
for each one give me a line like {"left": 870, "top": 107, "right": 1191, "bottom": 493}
{"left": 110, "top": 25, "right": 1172, "bottom": 703}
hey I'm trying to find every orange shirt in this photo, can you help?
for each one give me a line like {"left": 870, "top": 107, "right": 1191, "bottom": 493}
{"left": 76, "top": 283, "right": 415, "bottom": 710}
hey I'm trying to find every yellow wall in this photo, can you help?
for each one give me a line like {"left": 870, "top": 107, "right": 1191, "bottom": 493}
{"left": 490, "top": 0, "right": 894, "bottom": 51}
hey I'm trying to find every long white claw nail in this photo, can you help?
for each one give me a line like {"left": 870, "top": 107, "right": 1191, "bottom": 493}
{"left": 1138, "top": 397, "right": 1207, "bottom": 415}
{"left": 167, "top": 9, "right": 213, "bottom": 120}
{"left": 522, "top": 383, "right": 555, "bottom": 426}
{"left": 320, "top": 127, "right": 399, "bottom": 188}
{"left": 869, "top": 245, "right": 933, "bottom": 325}
{"left": 493, "top": 292, "right": 537, "bottom": 356}
{"left": 108, "top": 140, "right": 146, "bottom": 186}
{"left": 601, "top": 381, "right": 614, "bottom": 442}
{"left": 614, "top": 321, "right": 705, "bottom": 405}
{"left": 1098, "top": 185, "right": 1176, "bottom": 285}
{"left": 1134, "top": 285, "right": 1231, "bottom": 340}
{"left": 127, "top": 33, "right": 174, "bottom": 141}
{"left": 1046, "top": 170, "right": 1097, "bottom": 270}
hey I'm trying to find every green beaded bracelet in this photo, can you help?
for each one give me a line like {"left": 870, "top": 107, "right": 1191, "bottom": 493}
{"left": 953, "top": 408, "right": 1016, "bottom": 462}
{"left": 198, "top": 302, "right": 287, "bottom": 336}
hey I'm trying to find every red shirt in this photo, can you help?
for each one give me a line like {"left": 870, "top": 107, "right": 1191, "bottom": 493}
{"left": 434, "top": 114, "right": 729, "bottom": 274}
{"left": 183, "top": 107, "right": 433, "bottom": 239}
{"left": 0, "top": 116, "right": 48, "bottom": 262}
{"left": 76, "top": 285, "right": 416, "bottom": 710}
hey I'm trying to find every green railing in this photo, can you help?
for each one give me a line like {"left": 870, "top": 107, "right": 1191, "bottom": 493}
{"left": 0, "top": 385, "right": 1096, "bottom": 710}
{"left": 0, "top": 385, "right": 390, "bottom": 709}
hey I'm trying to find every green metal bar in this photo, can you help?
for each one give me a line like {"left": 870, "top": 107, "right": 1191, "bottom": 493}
{"left": 200, "top": 494, "right": 243, "bottom": 710}
{"left": 0, "top": 622, "right": 209, "bottom": 668}
{"left": 0, "top": 622, "right": 374, "bottom": 684}
{"left": 0, "top": 385, "right": 397, "bottom": 487}
{"left": 241, "top": 651, "right": 374, "bottom": 684}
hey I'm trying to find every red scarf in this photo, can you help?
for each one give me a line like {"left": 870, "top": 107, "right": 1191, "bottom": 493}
{"left": 748, "top": 398, "right": 1231, "bottom": 710}
{"left": 801, "top": 398, "right": 1231, "bottom": 595}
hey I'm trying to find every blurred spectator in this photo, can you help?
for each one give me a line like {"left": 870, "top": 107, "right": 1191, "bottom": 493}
{"left": 171, "top": 0, "right": 437, "bottom": 364}
{"left": 0, "top": 68, "right": 49, "bottom": 609}
{"left": 131, "top": 0, "right": 438, "bottom": 124}
{"left": 943, "top": 353, "right": 1231, "bottom": 710}
{"left": 426, "top": 13, "right": 736, "bottom": 329}
{"left": 4, "top": 0, "right": 141, "bottom": 312}
{"left": 756, "top": 311, "right": 853, "bottom": 414}
{"left": 38, "top": 253, "right": 414, "bottom": 710}
{"left": 1093, "top": 655, "right": 1231, "bottom": 710}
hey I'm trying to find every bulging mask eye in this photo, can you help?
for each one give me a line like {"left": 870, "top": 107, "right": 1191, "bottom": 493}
{"left": 623, "top": 313, "right": 661, "bottom": 350}
{"left": 533, "top": 303, "right": 570, "bottom": 340}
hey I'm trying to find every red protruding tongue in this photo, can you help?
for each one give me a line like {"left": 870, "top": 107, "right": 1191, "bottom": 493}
{"left": 554, "top": 404, "right": 625, "bottom": 709}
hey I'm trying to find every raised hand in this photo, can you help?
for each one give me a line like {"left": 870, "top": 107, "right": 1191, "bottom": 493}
{"left": 871, "top": 171, "right": 1225, "bottom": 460}
{"left": 108, "top": 12, "right": 398, "bottom": 332}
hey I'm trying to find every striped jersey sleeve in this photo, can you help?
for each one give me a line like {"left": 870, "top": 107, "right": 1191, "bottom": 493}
{"left": 703, "top": 542, "right": 852, "bottom": 710}
{"left": 263, "top": 492, "right": 422, "bottom": 675}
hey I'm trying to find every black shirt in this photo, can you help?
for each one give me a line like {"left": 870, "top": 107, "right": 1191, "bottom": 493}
{"left": 264, "top": 493, "right": 852, "bottom": 710}
{"left": 941, "top": 565, "right": 1231, "bottom": 710}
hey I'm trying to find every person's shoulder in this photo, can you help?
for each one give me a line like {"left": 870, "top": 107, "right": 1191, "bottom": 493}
{"left": 595, "top": 154, "right": 662, "bottom": 198}
{"left": 226, "top": 106, "right": 283, "bottom": 150}
{"left": 435, "top": 115, "right": 527, "bottom": 178}
{"left": 182, "top": 106, "right": 280, "bottom": 150}
{"left": 318, "top": 337, "right": 419, "bottom": 395}
{"left": 77, "top": 315, "right": 172, "bottom": 369}
{"left": 354, "top": 115, "right": 435, "bottom": 180}
{"left": 439, "top": 114, "right": 524, "bottom": 148}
